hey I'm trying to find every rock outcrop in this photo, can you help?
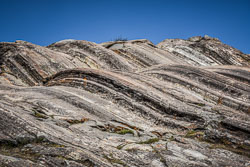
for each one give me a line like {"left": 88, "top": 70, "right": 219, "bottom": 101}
{"left": 0, "top": 36, "right": 249, "bottom": 167}
{"left": 157, "top": 35, "right": 250, "bottom": 66}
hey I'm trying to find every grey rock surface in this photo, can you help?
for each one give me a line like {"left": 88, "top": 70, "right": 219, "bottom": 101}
{"left": 0, "top": 36, "right": 249, "bottom": 167}
{"left": 157, "top": 35, "right": 250, "bottom": 66}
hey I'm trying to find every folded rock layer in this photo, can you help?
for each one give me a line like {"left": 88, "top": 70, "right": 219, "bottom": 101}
{"left": 0, "top": 36, "right": 249, "bottom": 167}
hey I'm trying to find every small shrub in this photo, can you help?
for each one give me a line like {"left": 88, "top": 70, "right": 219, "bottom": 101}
{"left": 114, "top": 36, "right": 128, "bottom": 41}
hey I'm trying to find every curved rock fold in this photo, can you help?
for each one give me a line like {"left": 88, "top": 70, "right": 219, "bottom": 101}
{"left": 0, "top": 36, "right": 249, "bottom": 167}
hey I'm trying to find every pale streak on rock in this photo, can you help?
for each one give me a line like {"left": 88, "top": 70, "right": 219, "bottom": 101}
{"left": 0, "top": 36, "right": 249, "bottom": 167}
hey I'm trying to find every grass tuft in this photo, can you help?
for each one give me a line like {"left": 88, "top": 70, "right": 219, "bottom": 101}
{"left": 116, "top": 129, "right": 134, "bottom": 135}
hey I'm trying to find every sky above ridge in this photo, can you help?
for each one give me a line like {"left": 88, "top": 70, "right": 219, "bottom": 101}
{"left": 0, "top": 0, "right": 250, "bottom": 53}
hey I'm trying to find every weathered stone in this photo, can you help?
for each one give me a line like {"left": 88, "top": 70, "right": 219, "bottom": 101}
{"left": 0, "top": 37, "right": 249, "bottom": 166}
{"left": 157, "top": 35, "right": 250, "bottom": 66}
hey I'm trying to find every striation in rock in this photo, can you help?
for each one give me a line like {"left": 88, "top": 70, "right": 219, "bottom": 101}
{"left": 157, "top": 35, "right": 250, "bottom": 66}
{"left": 0, "top": 36, "right": 249, "bottom": 167}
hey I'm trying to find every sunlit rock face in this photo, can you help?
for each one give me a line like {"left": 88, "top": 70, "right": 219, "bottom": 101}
{"left": 0, "top": 36, "right": 249, "bottom": 167}
{"left": 157, "top": 35, "right": 250, "bottom": 66}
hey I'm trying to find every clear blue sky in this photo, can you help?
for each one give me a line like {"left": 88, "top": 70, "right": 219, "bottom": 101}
{"left": 0, "top": 0, "right": 250, "bottom": 53}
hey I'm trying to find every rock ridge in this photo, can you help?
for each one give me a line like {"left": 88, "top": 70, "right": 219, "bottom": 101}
{"left": 0, "top": 36, "right": 249, "bottom": 167}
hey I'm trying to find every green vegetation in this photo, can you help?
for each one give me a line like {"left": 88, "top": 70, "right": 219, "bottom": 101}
{"left": 116, "top": 143, "right": 127, "bottom": 150}
{"left": 197, "top": 103, "right": 206, "bottom": 107}
{"left": 114, "top": 36, "right": 128, "bottom": 41}
{"left": 185, "top": 130, "right": 204, "bottom": 138}
{"left": 32, "top": 107, "right": 48, "bottom": 119}
{"left": 33, "top": 111, "right": 48, "bottom": 119}
{"left": 116, "top": 129, "right": 134, "bottom": 135}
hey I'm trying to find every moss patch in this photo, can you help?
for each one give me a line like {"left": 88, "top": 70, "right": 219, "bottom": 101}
{"left": 33, "top": 111, "right": 48, "bottom": 119}
{"left": 116, "top": 129, "right": 134, "bottom": 135}
{"left": 197, "top": 103, "right": 205, "bottom": 107}
{"left": 116, "top": 143, "right": 127, "bottom": 150}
